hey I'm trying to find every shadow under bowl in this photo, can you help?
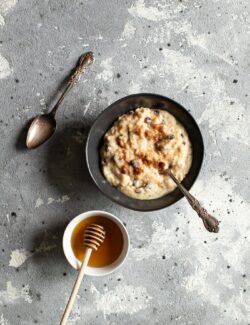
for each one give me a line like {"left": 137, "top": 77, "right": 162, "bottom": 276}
{"left": 86, "top": 93, "right": 204, "bottom": 211}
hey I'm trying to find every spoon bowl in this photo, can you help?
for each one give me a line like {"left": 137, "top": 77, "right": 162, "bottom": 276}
{"left": 26, "top": 114, "right": 56, "bottom": 149}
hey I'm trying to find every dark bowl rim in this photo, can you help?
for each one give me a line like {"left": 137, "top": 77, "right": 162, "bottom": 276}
{"left": 85, "top": 92, "right": 204, "bottom": 212}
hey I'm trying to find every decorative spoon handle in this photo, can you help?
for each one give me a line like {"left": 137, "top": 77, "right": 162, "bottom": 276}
{"left": 165, "top": 170, "right": 219, "bottom": 233}
{"left": 51, "top": 52, "right": 94, "bottom": 117}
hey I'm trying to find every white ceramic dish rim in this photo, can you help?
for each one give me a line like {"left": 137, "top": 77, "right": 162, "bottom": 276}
{"left": 62, "top": 210, "right": 130, "bottom": 276}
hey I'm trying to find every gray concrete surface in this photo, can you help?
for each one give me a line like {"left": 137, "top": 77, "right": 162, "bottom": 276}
{"left": 0, "top": 0, "right": 250, "bottom": 324}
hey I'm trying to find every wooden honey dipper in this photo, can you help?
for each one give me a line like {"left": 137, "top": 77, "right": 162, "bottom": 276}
{"left": 60, "top": 224, "right": 105, "bottom": 325}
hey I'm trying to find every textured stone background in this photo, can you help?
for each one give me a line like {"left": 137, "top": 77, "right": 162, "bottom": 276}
{"left": 0, "top": 0, "right": 250, "bottom": 324}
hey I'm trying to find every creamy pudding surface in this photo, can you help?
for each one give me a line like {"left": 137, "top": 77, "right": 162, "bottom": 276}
{"left": 100, "top": 107, "right": 192, "bottom": 200}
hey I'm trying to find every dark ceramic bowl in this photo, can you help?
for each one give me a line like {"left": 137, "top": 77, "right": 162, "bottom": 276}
{"left": 86, "top": 93, "right": 204, "bottom": 211}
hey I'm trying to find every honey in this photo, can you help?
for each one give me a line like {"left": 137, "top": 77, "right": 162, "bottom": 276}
{"left": 71, "top": 216, "right": 124, "bottom": 267}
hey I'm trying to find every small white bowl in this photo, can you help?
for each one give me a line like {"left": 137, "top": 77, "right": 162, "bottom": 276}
{"left": 63, "top": 210, "right": 129, "bottom": 276}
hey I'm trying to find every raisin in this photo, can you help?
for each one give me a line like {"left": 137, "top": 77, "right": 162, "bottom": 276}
{"left": 130, "top": 160, "right": 140, "bottom": 168}
{"left": 155, "top": 142, "right": 163, "bottom": 151}
{"left": 116, "top": 137, "right": 125, "bottom": 148}
{"left": 134, "top": 167, "right": 142, "bottom": 175}
{"left": 130, "top": 161, "right": 143, "bottom": 175}
{"left": 121, "top": 163, "right": 129, "bottom": 174}
{"left": 144, "top": 117, "right": 152, "bottom": 124}
{"left": 158, "top": 162, "right": 165, "bottom": 171}
{"left": 103, "top": 143, "right": 109, "bottom": 151}
{"left": 102, "top": 158, "right": 108, "bottom": 165}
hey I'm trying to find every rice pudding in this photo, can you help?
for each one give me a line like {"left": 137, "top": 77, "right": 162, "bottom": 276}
{"left": 100, "top": 107, "right": 192, "bottom": 200}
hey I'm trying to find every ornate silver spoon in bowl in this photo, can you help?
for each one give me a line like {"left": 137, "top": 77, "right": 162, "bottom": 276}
{"left": 26, "top": 52, "right": 94, "bottom": 149}
{"left": 162, "top": 169, "right": 219, "bottom": 233}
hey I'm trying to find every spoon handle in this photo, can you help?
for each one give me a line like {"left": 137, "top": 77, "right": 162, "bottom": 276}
{"left": 60, "top": 248, "right": 92, "bottom": 325}
{"left": 51, "top": 52, "right": 94, "bottom": 117}
{"left": 165, "top": 170, "right": 219, "bottom": 233}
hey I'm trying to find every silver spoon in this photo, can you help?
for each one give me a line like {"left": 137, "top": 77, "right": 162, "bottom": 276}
{"left": 162, "top": 169, "right": 219, "bottom": 233}
{"left": 26, "top": 52, "right": 94, "bottom": 149}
